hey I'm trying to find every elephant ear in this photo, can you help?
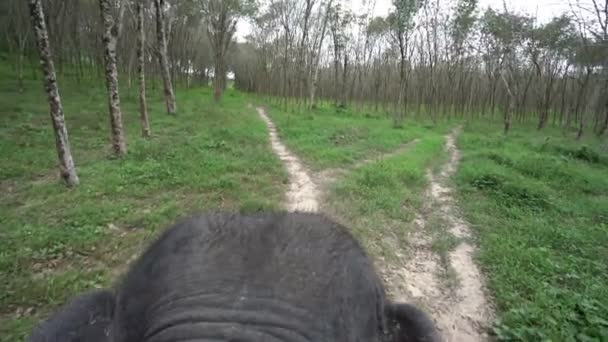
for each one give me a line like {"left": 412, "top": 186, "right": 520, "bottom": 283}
{"left": 385, "top": 302, "right": 442, "bottom": 342}
{"left": 29, "top": 289, "right": 115, "bottom": 342}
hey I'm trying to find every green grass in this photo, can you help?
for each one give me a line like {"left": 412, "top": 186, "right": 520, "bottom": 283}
{"left": 259, "top": 100, "right": 440, "bottom": 170}
{"left": 259, "top": 99, "right": 451, "bottom": 261}
{"left": 0, "top": 63, "right": 286, "bottom": 340}
{"left": 328, "top": 133, "right": 448, "bottom": 260}
{"left": 455, "top": 123, "right": 608, "bottom": 340}
{"left": 4, "top": 56, "right": 607, "bottom": 342}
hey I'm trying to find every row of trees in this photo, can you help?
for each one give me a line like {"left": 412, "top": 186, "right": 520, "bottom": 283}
{"left": 232, "top": 0, "right": 607, "bottom": 137}
{"left": 1, "top": 0, "right": 252, "bottom": 186}
{"left": 1, "top": 0, "right": 606, "bottom": 186}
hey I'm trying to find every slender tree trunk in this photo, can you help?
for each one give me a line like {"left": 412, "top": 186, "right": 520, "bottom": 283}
{"left": 137, "top": 0, "right": 150, "bottom": 137}
{"left": 18, "top": 43, "right": 26, "bottom": 92}
{"left": 577, "top": 116, "right": 585, "bottom": 140}
{"left": 28, "top": 0, "right": 79, "bottom": 186}
{"left": 501, "top": 71, "right": 515, "bottom": 135}
{"left": 309, "top": 65, "right": 320, "bottom": 108}
{"left": 598, "top": 79, "right": 608, "bottom": 136}
{"left": 340, "top": 54, "right": 348, "bottom": 107}
{"left": 154, "top": 0, "right": 177, "bottom": 114}
{"left": 395, "top": 58, "right": 406, "bottom": 127}
{"left": 308, "top": 0, "right": 332, "bottom": 109}
{"left": 100, "top": 0, "right": 127, "bottom": 156}
{"left": 213, "top": 54, "right": 223, "bottom": 102}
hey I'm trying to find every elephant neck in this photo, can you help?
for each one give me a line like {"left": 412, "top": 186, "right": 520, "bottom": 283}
{"left": 142, "top": 293, "right": 327, "bottom": 342}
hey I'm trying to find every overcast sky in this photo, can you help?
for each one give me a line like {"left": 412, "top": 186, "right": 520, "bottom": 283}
{"left": 342, "top": 0, "right": 573, "bottom": 20}
{"left": 236, "top": 0, "right": 578, "bottom": 41}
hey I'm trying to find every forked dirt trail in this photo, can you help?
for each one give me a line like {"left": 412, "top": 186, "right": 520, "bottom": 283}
{"left": 257, "top": 107, "right": 493, "bottom": 340}
{"left": 257, "top": 107, "right": 320, "bottom": 212}
{"left": 391, "top": 128, "right": 494, "bottom": 341}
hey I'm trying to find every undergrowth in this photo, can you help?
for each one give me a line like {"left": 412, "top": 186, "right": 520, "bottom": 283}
{"left": 456, "top": 123, "right": 608, "bottom": 340}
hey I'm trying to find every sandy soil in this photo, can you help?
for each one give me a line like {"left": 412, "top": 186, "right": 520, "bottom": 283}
{"left": 389, "top": 128, "right": 494, "bottom": 341}
{"left": 257, "top": 107, "right": 320, "bottom": 212}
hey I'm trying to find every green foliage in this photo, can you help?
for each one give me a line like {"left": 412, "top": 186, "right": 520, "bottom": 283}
{"left": 0, "top": 63, "right": 285, "bottom": 340}
{"left": 367, "top": 16, "right": 389, "bottom": 36}
{"left": 450, "top": 0, "right": 478, "bottom": 50}
{"left": 456, "top": 123, "right": 608, "bottom": 340}
{"left": 389, "top": 0, "right": 424, "bottom": 33}
{"left": 480, "top": 8, "right": 532, "bottom": 53}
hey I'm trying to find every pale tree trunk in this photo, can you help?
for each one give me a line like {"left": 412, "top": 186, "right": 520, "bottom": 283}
{"left": 598, "top": 78, "right": 608, "bottom": 136}
{"left": 100, "top": 0, "right": 127, "bottom": 156}
{"left": 28, "top": 0, "right": 79, "bottom": 186}
{"left": 501, "top": 71, "right": 515, "bottom": 135}
{"left": 137, "top": 0, "right": 151, "bottom": 137}
{"left": 213, "top": 52, "right": 224, "bottom": 101}
{"left": 340, "top": 54, "right": 348, "bottom": 107}
{"left": 18, "top": 36, "right": 28, "bottom": 92}
{"left": 154, "top": 0, "right": 177, "bottom": 114}
{"left": 308, "top": 0, "right": 333, "bottom": 109}
{"left": 308, "top": 62, "right": 321, "bottom": 108}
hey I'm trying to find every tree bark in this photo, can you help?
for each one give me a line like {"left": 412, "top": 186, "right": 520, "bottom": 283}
{"left": 213, "top": 52, "right": 224, "bottom": 102}
{"left": 501, "top": 71, "right": 515, "bottom": 135}
{"left": 154, "top": 0, "right": 177, "bottom": 114}
{"left": 100, "top": 0, "right": 127, "bottom": 156}
{"left": 28, "top": 0, "right": 79, "bottom": 186}
{"left": 598, "top": 79, "right": 608, "bottom": 136}
{"left": 137, "top": 0, "right": 151, "bottom": 137}
{"left": 340, "top": 54, "right": 348, "bottom": 107}
{"left": 308, "top": 0, "right": 333, "bottom": 109}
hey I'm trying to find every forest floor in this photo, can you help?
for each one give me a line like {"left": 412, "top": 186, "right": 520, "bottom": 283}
{"left": 257, "top": 107, "right": 493, "bottom": 341}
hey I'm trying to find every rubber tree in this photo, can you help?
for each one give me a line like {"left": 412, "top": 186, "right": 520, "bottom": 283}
{"left": 28, "top": 0, "right": 79, "bottom": 186}
{"left": 99, "top": 0, "right": 128, "bottom": 156}
{"left": 154, "top": 0, "right": 177, "bottom": 114}
{"left": 480, "top": 8, "right": 531, "bottom": 134}
{"left": 136, "top": 0, "right": 151, "bottom": 137}
{"left": 526, "top": 15, "right": 574, "bottom": 130}
{"left": 202, "top": 0, "right": 256, "bottom": 102}
{"left": 388, "top": 0, "right": 424, "bottom": 127}
{"left": 308, "top": 0, "right": 333, "bottom": 109}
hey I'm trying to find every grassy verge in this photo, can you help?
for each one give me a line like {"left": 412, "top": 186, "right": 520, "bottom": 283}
{"left": 0, "top": 64, "right": 286, "bottom": 340}
{"left": 455, "top": 123, "right": 608, "bottom": 340}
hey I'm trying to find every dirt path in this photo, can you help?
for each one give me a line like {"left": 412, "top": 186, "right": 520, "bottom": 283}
{"left": 257, "top": 107, "right": 320, "bottom": 212}
{"left": 257, "top": 106, "right": 418, "bottom": 212}
{"left": 389, "top": 128, "right": 494, "bottom": 341}
{"left": 256, "top": 107, "right": 493, "bottom": 340}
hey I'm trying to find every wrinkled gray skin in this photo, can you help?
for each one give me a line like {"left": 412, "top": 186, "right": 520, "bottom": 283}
{"left": 30, "top": 212, "right": 441, "bottom": 342}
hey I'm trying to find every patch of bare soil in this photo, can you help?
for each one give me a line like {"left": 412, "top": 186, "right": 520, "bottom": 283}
{"left": 257, "top": 107, "right": 320, "bottom": 212}
{"left": 388, "top": 128, "right": 494, "bottom": 342}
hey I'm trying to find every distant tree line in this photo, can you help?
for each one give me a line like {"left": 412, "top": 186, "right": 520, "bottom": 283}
{"left": 232, "top": 0, "right": 608, "bottom": 137}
